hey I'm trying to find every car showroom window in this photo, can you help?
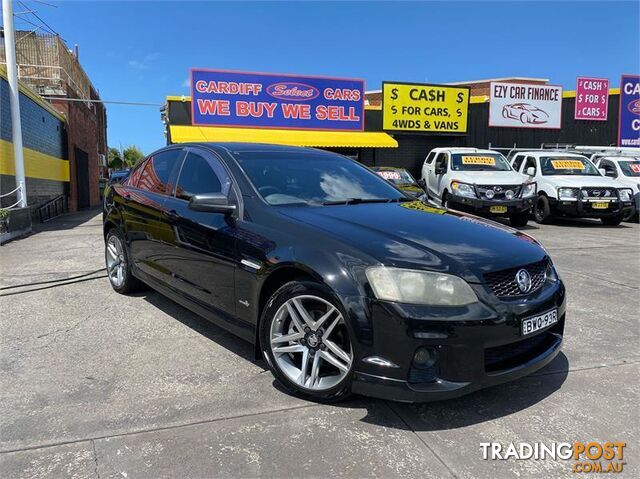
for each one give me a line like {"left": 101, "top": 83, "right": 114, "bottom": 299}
{"left": 136, "top": 149, "right": 181, "bottom": 194}
{"left": 175, "top": 152, "right": 231, "bottom": 201}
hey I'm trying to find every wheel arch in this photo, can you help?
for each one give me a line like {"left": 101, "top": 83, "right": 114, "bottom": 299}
{"left": 254, "top": 265, "right": 321, "bottom": 358}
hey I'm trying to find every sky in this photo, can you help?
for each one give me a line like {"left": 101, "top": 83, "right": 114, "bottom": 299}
{"left": 4, "top": 0, "right": 640, "bottom": 154}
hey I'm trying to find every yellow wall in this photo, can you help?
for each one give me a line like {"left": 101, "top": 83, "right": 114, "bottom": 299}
{"left": 0, "top": 140, "right": 70, "bottom": 182}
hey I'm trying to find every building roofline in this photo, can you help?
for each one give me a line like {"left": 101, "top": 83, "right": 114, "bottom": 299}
{"left": 445, "top": 77, "right": 550, "bottom": 85}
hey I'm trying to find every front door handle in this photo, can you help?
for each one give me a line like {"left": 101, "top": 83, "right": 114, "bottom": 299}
{"left": 166, "top": 209, "right": 180, "bottom": 222}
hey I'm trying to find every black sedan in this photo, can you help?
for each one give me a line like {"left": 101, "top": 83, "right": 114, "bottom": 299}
{"left": 103, "top": 143, "right": 566, "bottom": 402}
{"left": 370, "top": 166, "right": 425, "bottom": 198}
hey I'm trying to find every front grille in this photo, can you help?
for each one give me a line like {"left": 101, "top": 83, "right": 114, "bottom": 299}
{"left": 484, "top": 259, "right": 549, "bottom": 297}
{"left": 485, "top": 331, "right": 558, "bottom": 373}
{"left": 581, "top": 187, "right": 617, "bottom": 199}
{"left": 476, "top": 184, "right": 522, "bottom": 200}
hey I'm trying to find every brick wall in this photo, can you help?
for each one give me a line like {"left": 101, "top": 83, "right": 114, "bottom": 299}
{"left": 52, "top": 87, "right": 105, "bottom": 210}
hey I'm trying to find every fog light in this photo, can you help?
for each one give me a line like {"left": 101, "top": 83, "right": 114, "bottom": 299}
{"left": 485, "top": 189, "right": 495, "bottom": 199}
{"left": 413, "top": 346, "right": 438, "bottom": 369}
{"left": 505, "top": 189, "right": 515, "bottom": 199}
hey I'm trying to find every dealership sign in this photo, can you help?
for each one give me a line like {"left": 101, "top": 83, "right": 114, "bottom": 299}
{"left": 489, "top": 82, "right": 563, "bottom": 129}
{"left": 618, "top": 75, "right": 640, "bottom": 147}
{"left": 575, "top": 77, "right": 609, "bottom": 121}
{"left": 382, "top": 82, "right": 469, "bottom": 133}
{"left": 190, "top": 69, "right": 365, "bottom": 131}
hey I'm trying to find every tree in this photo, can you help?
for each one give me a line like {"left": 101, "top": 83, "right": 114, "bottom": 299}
{"left": 108, "top": 145, "right": 145, "bottom": 170}
{"left": 123, "top": 146, "right": 145, "bottom": 167}
{"left": 108, "top": 147, "right": 123, "bottom": 169}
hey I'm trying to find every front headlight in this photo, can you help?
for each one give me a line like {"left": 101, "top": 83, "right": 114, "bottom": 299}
{"left": 521, "top": 182, "right": 536, "bottom": 198}
{"left": 365, "top": 267, "right": 478, "bottom": 306}
{"left": 451, "top": 181, "right": 476, "bottom": 199}
{"left": 618, "top": 188, "right": 633, "bottom": 202}
{"left": 558, "top": 187, "right": 578, "bottom": 201}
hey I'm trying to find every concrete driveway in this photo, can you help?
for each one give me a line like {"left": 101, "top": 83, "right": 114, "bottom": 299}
{"left": 1, "top": 209, "right": 638, "bottom": 478}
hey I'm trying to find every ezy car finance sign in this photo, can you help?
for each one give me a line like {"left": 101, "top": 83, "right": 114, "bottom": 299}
{"left": 489, "top": 82, "right": 563, "bottom": 129}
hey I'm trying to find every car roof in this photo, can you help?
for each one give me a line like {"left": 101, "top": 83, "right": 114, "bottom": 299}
{"left": 429, "top": 147, "right": 501, "bottom": 155}
{"left": 599, "top": 155, "right": 640, "bottom": 162}
{"left": 173, "top": 142, "right": 332, "bottom": 155}
{"left": 514, "top": 151, "right": 588, "bottom": 158}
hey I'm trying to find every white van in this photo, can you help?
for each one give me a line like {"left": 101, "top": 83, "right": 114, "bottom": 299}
{"left": 420, "top": 148, "right": 536, "bottom": 227}
{"left": 510, "top": 151, "right": 634, "bottom": 225}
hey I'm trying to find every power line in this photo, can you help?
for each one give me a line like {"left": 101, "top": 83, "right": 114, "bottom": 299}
{"left": 17, "top": 0, "right": 58, "bottom": 36}
{"left": 41, "top": 96, "right": 164, "bottom": 107}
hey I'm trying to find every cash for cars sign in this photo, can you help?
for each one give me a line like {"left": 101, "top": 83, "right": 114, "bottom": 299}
{"left": 382, "top": 82, "right": 470, "bottom": 133}
{"left": 575, "top": 77, "right": 609, "bottom": 121}
{"left": 618, "top": 75, "right": 640, "bottom": 147}
{"left": 191, "top": 69, "right": 365, "bottom": 131}
{"left": 489, "top": 82, "right": 563, "bottom": 129}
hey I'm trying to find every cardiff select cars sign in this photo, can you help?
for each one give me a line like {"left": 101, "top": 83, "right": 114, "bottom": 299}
{"left": 382, "top": 82, "right": 470, "bottom": 134}
{"left": 190, "top": 69, "right": 365, "bottom": 131}
{"left": 489, "top": 81, "right": 563, "bottom": 129}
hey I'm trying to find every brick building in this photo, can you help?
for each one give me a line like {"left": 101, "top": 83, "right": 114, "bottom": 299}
{"left": 0, "top": 31, "right": 107, "bottom": 212}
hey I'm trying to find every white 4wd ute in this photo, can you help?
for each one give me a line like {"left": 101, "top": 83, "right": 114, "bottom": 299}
{"left": 510, "top": 151, "right": 634, "bottom": 226}
{"left": 420, "top": 148, "right": 536, "bottom": 227}
{"left": 591, "top": 155, "right": 640, "bottom": 222}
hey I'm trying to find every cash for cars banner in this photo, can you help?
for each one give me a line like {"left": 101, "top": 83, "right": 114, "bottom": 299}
{"left": 489, "top": 82, "right": 563, "bottom": 129}
{"left": 618, "top": 75, "right": 640, "bottom": 147}
{"left": 575, "top": 77, "right": 609, "bottom": 121}
{"left": 382, "top": 82, "right": 470, "bottom": 134}
{"left": 191, "top": 69, "right": 365, "bottom": 131}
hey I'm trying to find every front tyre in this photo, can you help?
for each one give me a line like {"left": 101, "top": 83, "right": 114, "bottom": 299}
{"left": 510, "top": 210, "right": 530, "bottom": 227}
{"left": 105, "top": 228, "right": 143, "bottom": 294}
{"left": 601, "top": 214, "right": 623, "bottom": 226}
{"left": 534, "top": 196, "right": 554, "bottom": 224}
{"left": 260, "top": 281, "right": 353, "bottom": 402}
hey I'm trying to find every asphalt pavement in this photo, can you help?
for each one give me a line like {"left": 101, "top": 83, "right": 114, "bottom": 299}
{"left": 0, "top": 209, "right": 638, "bottom": 478}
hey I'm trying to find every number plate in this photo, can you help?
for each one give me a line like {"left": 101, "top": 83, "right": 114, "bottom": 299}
{"left": 489, "top": 205, "right": 508, "bottom": 213}
{"left": 592, "top": 202, "right": 609, "bottom": 209}
{"left": 522, "top": 309, "right": 558, "bottom": 336}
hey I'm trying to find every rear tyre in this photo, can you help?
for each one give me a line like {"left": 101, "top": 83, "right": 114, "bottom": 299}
{"left": 601, "top": 214, "right": 623, "bottom": 226}
{"left": 534, "top": 196, "right": 554, "bottom": 224}
{"left": 510, "top": 211, "right": 530, "bottom": 227}
{"left": 105, "top": 228, "right": 143, "bottom": 294}
{"left": 260, "top": 281, "right": 353, "bottom": 402}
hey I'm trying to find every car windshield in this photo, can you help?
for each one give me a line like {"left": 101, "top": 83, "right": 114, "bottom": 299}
{"left": 450, "top": 153, "right": 512, "bottom": 171}
{"left": 618, "top": 160, "right": 640, "bottom": 177}
{"left": 235, "top": 151, "right": 407, "bottom": 206}
{"left": 540, "top": 156, "right": 600, "bottom": 176}
{"left": 373, "top": 169, "right": 416, "bottom": 185}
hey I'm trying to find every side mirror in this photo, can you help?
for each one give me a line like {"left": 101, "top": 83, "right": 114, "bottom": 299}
{"left": 188, "top": 193, "right": 236, "bottom": 215}
{"left": 435, "top": 165, "right": 446, "bottom": 175}
{"left": 526, "top": 167, "right": 535, "bottom": 176}
{"left": 598, "top": 168, "right": 607, "bottom": 177}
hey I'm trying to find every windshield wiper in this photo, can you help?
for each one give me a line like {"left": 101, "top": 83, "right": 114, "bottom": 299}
{"left": 322, "top": 197, "right": 410, "bottom": 206}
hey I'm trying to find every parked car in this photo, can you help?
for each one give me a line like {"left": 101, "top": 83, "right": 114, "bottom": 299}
{"left": 420, "top": 148, "right": 536, "bottom": 227}
{"left": 591, "top": 155, "right": 640, "bottom": 222}
{"left": 510, "top": 151, "right": 634, "bottom": 225}
{"left": 108, "top": 169, "right": 130, "bottom": 184}
{"left": 103, "top": 143, "right": 565, "bottom": 403}
{"left": 370, "top": 166, "right": 424, "bottom": 198}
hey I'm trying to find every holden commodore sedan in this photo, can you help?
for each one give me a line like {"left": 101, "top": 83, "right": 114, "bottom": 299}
{"left": 103, "top": 143, "right": 566, "bottom": 402}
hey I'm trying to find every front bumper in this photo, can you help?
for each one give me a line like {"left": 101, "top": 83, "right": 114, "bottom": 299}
{"left": 449, "top": 194, "right": 535, "bottom": 215}
{"left": 347, "top": 279, "right": 566, "bottom": 402}
{"left": 550, "top": 198, "right": 633, "bottom": 218}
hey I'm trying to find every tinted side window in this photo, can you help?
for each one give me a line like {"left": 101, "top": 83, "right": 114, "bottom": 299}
{"left": 435, "top": 153, "right": 447, "bottom": 170}
{"left": 512, "top": 154, "right": 524, "bottom": 172}
{"left": 425, "top": 152, "right": 436, "bottom": 164}
{"left": 175, "top": 152, "right": 231, "bottom": 201}
{"left": 137, "top": 150, "right": 181, "bottom": 194}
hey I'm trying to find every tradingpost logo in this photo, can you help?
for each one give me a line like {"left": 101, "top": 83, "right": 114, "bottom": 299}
{"left": 480, "top": 441, "right": 626, "bottom": 474}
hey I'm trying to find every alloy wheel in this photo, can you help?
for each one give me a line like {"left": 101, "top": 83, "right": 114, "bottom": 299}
{"left": 106, "top": 235, "right": 126, "bottom": 287}
{"left": 269, "top": 295, "right": 353, "bottom": 391}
